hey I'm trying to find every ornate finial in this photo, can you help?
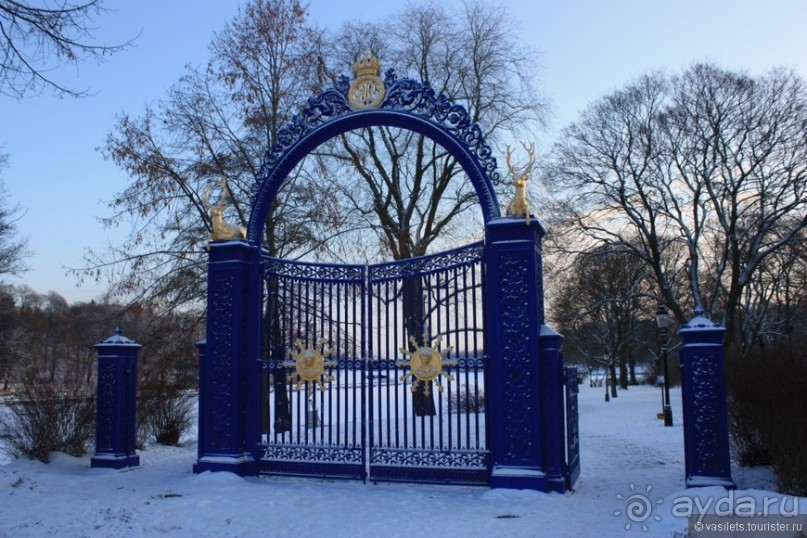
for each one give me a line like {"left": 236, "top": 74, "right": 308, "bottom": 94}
{"left": 348, "top": 51, "right": 385, "bottom": 110}
{"left": 383, "top": 68, "right": 398, "bottom": 86}
{"left": 693, "top": 305, "right": 705, "bottom": 317}
{"left": 114, "top": 325, "right": 123, "bottom": 336}
{"left": 336, "top": 74, "right": 350, "bottom": 94}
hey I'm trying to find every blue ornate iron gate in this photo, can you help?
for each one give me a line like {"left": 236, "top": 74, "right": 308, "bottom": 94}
{"left": 258, "top": 243, "right": 488, "bottom": 484}
{"left": 195, "top": 54, "right": 581, "bottom": 491}
{"left": 260, "top": 258, "right": 367, "bottom": 479}
{"left": 367, "top": 243, "right": 487, "bottom": 484}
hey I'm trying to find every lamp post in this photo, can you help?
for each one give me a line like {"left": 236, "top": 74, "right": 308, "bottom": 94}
{"left": 656, "top": 305, "right": 673, "bottom": 427}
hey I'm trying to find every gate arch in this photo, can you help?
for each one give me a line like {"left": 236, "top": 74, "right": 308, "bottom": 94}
{"left": 247, "top": 70, "right": 502, "bottom": 243}
{"left": 194, "top": 56, "right": 577, "bottom": 492}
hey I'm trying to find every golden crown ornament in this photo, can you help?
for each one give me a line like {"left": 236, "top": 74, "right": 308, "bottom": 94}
{"left": 348, "top": 51, "right": 385, "bottom": 110}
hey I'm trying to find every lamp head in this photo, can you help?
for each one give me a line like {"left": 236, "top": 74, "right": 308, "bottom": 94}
{"left": 656, "top": 305, "right": 670, "bottom": 330}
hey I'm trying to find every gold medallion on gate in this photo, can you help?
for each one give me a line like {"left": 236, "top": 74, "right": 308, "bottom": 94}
{"left": 285, "top": 338, "right": 337, "bottom": 392}
{"left": 397, "top": 336, "right": 457, "bottom": 397}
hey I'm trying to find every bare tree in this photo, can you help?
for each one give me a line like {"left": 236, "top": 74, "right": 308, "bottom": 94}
{"left": 660, "top": 65, "right": 807, "bottom": 351}
{"left": 318, "top": 0, "right": 547, "bottom": 262}
{"left": 80, "top": 0, "right": 333, "bottom": 312}
{"left": 0, "top": 285, "right": 24, "bottom": 389}
{"left": 0, "top": 0, "right": 132, "bottom": 98}
{"left": 552, "top": 245, "right": 654, "bottom": 396}
{"left": 544, "top": 64, "right": 807, "bottom": 354}
{"left": 82, "top": 0, "right": 548, "bottom": 312}
{"left": 81, "top": 0, "right": 337, "bottom": 431}
{"left": 746, "top": 230, "right": 807, "bottom": 355}
{"left": 310, "top": 1, "right": 547, "bottom": 414}
{"left": 0, "top": 154, "right": 29, "bottom": 279}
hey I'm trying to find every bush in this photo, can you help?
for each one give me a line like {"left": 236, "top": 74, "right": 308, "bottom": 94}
{"left": 726, "top": 364, "right": 774, "bottom": 466}
{"left": 137, "top": 386, "right": 195, "bottom": 447}
{"left": 449, "top": 385, "right": 485, "bottom": 413}
{"left": 726, "top": 354, "right": 807, "bottom": 496}
{"left": 0, "top": 377, "right": 95, "bottom": 462}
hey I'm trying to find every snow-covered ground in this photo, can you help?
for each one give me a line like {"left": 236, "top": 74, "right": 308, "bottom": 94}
{"left": 1, "top": 384, "right": 803, "bottom": 537}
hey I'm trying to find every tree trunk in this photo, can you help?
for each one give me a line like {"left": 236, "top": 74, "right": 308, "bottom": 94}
{"left": 619, "top": 355, "right": 629, "bottom": 390}
{"left": 265, "top": 275, "right": 291, "bottom": 434}
{"left": 609, "top": 361, "right": 618, "bottom": 398}
{"left": 402, "top": 275, "right": 435, "bottom": 416}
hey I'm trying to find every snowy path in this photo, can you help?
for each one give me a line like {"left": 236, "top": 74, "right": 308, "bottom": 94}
{"left": 0, "top": 385, "right": 801, "bottom": 537}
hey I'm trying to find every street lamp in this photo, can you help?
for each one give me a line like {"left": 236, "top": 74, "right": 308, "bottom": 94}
{"left": 656, "top": 304, "right": 674, "bottom": 427}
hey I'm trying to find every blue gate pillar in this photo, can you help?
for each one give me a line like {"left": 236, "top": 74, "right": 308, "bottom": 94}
{"left": 484, "top": 216, "right": 568, "bottom": 492}
{"left": 194, "top": 240, "right": 262, "bottom": 476}
{"left": 92, "top": 326, "right": 141, "bottom": 469}
{"left": 678, "top": 308, "right": 735, "bottom": 489}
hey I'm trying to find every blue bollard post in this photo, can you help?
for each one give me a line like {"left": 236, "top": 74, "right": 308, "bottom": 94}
{"left": 539, "top": 325, "right": 566, "bottom": 492}
{"left": 563, "top": 366, "right": 581, "bottom": 489}
{"left": 678, "top": 308, "right": 735, "bottom": 489}
{"left": 91, "top": 326, "right": 141, "bottom": 469}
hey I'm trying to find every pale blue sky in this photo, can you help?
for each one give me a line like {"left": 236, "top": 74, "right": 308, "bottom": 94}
{"left": 1, "top": 0, "right": 805, "bottom": 302}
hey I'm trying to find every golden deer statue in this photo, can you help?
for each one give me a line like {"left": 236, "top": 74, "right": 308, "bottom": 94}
{"left": 505, "top": 142, "right": 535, "bottom": 225}
{"left": 205, "top": 180, "right": 246, "bottom": 241}
{"left": 211, "top": 205, "right": 247, "bottom": 241}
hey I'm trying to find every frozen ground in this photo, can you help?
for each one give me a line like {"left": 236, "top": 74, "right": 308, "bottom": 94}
{"left": 1, "top": 384, "right": 803, "bottom": 537}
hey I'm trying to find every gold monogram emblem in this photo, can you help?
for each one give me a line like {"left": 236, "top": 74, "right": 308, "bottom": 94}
{"left": 284, "top": 338, "right": 337, "bottom": 392}
{"left": 397, "top": 336, "right": 457, "bottom": 397}
{"left": 348, "top": 51, "right": 385, "bottom": 110}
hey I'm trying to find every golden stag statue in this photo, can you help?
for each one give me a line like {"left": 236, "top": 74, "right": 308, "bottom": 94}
{"left": 505, "top": 142, "right": 535, "bottom": 225}
{"left": 205, "top": 180, "right": 246, "bottom": 241}
{"left": 211, "top": 205, "right": 246, "bottom": 241}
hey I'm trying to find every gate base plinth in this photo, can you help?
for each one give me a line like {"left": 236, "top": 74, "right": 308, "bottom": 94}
{"left": 193, "top": 455, "right": 257, "bottom": 477}
{"left": 686, "top": 476, "right": 736, "bottom": 489}
{"left": 91, "top": 452, "right": 140, "bottom": 470}
{"left": 490, "top": 466, "right": 565, "bottom": 493}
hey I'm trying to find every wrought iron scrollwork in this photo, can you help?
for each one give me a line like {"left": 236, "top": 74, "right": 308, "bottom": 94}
{"left": 262, "top": 445, "right": 363, "bottom": 464}
{"left": 253, "top": 72, "right": 502, "bottom": 204}
{"left": 257, "top": 88, "right": 352, "bottom": 182}
{"left": 370, "top": 447, "right": 487, "bottom": 468}
{"left": 263, "top": 257, "right": 365, "bottom": 283}
{"left": 379, "top": 74, "right": 500, "bottom": 185}
{"left": 368, "top": 242, "right": 484, "bottom": 282}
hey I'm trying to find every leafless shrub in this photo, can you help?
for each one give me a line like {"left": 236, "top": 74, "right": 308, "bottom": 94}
{"left": 0, "top": 376, "right": 95, "bottom": 462}
{"left": 136, "top": 385, "right": 195, "bottom": 447}
{"left": 449, "top": 385, "right": 485, "bottom": 414}
{"left": 727, "top": 355, "right": 807, "bottom": 496}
